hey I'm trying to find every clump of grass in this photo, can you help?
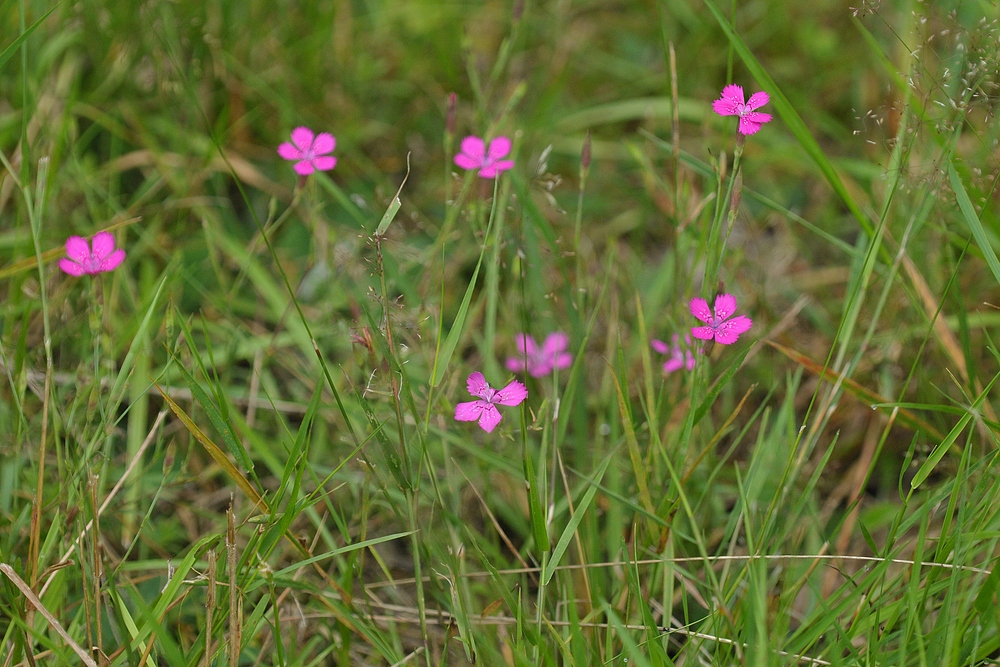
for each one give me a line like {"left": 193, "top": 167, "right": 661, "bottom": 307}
{"left": 1, "top": 1, "right": 1000, "bottom": 665}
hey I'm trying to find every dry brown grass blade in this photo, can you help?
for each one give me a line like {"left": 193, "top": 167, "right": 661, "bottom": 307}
{"left": 0, "top": 563, "right": 99, "bottom": 667}
{"left": 766, "top": 340, "right": 944, "bottom": 440}
{"left": 902, "top": 253, "right": 997, "bottom": 425}
{"left": 227, "top": 504, "right": 240, "bottom": 667}
{"left": 156, "top": 382, "right": 267, "bottom": 510}
{"left": 205, "top": 549, "right": 217, "bottom": 667}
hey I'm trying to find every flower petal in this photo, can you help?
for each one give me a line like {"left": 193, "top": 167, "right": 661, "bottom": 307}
{"left": 99, "top": 249, "right": 126, "bottom": 272}
{"left": 739, "top": 111, "right": 772, "bottom": 135}
{"left": 506, "top": 356, "right": 528, "bottom": 373}
{"left": 494, "top": 379, "right": 528, "bottom": 407}
{"left": 738, "top": 117, "right": 765, "bottom": 135}
{"left": 459, "top": 136, "right": 486, "bottom": 163}
{"left": 689, "top": 298, "right": 713, "bottom": 324}
{"left": 290, "top": 127, "right": 315, "bottom": 151}
{"left": 485, "top": 160, "right": 515, "bottom": 175}
{"left": 454, "top": 153, "right": 479, "bottom": 170}
{"left": 712, "top": 84, "right": 744, "bottom": 115}
{"left": 455, "top": 400, "right": 485, "bottom": 422}
{"left": 684, "top": 352, "right": 696, "bottom": 370}
{"left": 91, "top": 232, "right": 116, "bottom": 261}
{"left": 721, "top": 84, "right": 745, "bottom": 104}
{"left": 541, "top": 332, "right": 568, "bottom": 356}
{"left": 691, "top": 326, "right": 716, "bottom": 341}
{"left": 293, "top": 160, "right": 316, "bottom": 175}
{"left": 713, "top": 315, "right": 752, "bottom": 345}
{"left": 466, "top": 371, "right": 490, "bottom": 398}
{"left": 64, "top": 236, "right": 91, "bottom": 264}
{"left": 527, "top": 361, "right": 552, "bottom": 377}
{"left": 486, "top": 136, "right": 512, "bottom": 162}
{"left": 551, "top": 352, "right": 572, "bottom": 372}
{"left": 515, "top": 334, "right": 539, "bottom": 357}
{"left": 477, "top": 165, "right": 498, "bottom": 179}
{"left": 745, "top": 91, "right": 769, "bottom": 111}
{"left": 712, "top": 98, "right": 738, "bottom": 116}
{"left": 663, "top": 357, "right": 684, "bottom": 373}
{"left": 311, "top": 132, "right": 336, "bottom": 155}
{"left": 651, "top": 339, "right": 670, "bottom": 354}
{"left": 477, "top": 404, "right": 503, "bottom": 432}
{"left": 277, "top": 142, "right": 301, "bottom": 160}
{"left": 59, "top": 258, "right": 86, "bottom": 276}
{"left": 311, "top": 156, "right": 337, "bottom": 171}
{"left": 713, "top": 293, "right": 738, "bottom": 321}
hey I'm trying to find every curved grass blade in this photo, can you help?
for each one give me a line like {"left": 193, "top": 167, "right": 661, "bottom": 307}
{"left": 950, "top": 163, "right": 1000, "bottom": 288}
{"left": 910, "top": 369, "right": 1000, "bottom": 490}
{"left": 0, "top": 5, "right": 57, "bottom": 72}
{"left": 156, "top": 384, "right": 266, "bottom": 509}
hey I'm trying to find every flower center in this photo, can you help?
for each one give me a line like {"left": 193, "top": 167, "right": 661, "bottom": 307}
{"left": 480, "top": 387, "right": 497, "bottom": 403}
{"left": 83, "top": 255, "right": 102, "bottom": 272}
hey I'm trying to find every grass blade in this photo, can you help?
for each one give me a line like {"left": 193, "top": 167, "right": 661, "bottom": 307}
{"left": 949, "top": 163, "right": 1000, "bottom": 288}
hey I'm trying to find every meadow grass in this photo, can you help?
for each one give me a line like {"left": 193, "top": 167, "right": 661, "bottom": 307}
{"left": 1, "top": 0, "right": 1000, "bottom": 664}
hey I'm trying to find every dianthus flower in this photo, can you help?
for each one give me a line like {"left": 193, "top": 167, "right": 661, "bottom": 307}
{"left": 690, "top": 294, "right": 753, "bottom": 345}
{"left": 454, "top": 371, "right": 527, "bottom": 433}
{"left": 59, "top": 232, "right": 126, "bottom": 276}
{"left": 506, "top": 332, "right": 572, "bottom": 377}
{"left": 712, "top": 85, "right": 772, "bottom": 136}
{"left": 454, "top": 136, "right": 514, "bottom": 178}
{"left": 277, "top": 127, "right": 337, "bottom": 175}
{"left": 652, "top": 333, "right": 696, "bottom": 373}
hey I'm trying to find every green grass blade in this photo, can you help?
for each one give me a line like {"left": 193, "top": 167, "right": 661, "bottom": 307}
{"left": 430, "top": 193, "right": 499, "bottom": 387}
{"left": 911, "top": 369, "right": 1000, "bottom": 490}
{"left": 541, "top": 446, "right": 617, "bottom": 586}
{"left": 949, "top": 163, "right": 1000, "bottom": 288}
{"left": 0, "top": 5, "right": 57, "bottom": 72}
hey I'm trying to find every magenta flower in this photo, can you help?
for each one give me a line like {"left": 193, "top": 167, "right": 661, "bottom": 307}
{"left": 690, "top": 294, "right": 753, "bottom": 345}
{"left": 454, "top": 135, "right": 514, "bottom": 178}
{"left": 277, "top": 127, "right": 337, "bottom": 175}
{"left": 652, "top": 334, "right": 696, "bottom": 374}
{"left": 58, "top": 232, "right": 126, "bottom": 276}
{"left": 506, "top": 332, "right": 572, "bottom": 378}
{"left": 454, "top": 371, "right": 527, "bottom": 433}
{"left": 712, "top": 85, "right": 772, "bottom": 136}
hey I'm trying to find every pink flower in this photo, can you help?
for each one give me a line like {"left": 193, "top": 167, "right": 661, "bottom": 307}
{"left": 506, "top": 332, "right": 573, "bottom": 377}
{"left": 652, "top": 334, "right": 696, "bottom": 373}
{"left": 277, "top": 127, "right": 337, "bottom": 175}
{"left": 690, "top": 294, "right": 753, "bottom": 345}
{"left": 454, "top": 135, "right": 514, "bottom": 178}
{"left": 712, "top": 84, "right": 772, "bottom": 136}
{"left": 58, "top": 232, "right": 126, "bottom": 276}
{"left": 454, "top": 371, "right": 527, "bottom": 433}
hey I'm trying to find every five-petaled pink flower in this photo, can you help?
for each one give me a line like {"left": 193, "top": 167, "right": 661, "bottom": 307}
{"left": 690, "top": 294, "right": 753, "bottom": 345}
{"left": 454, "top": 135, "right": 515, "bottom": 178}
{"left": 712, "top": 85, "right": 772, "bottom": 136}
{"left": 59, "top": 232, "right": 126, "bottom": 276}
{"left": 277, "top": 127, "right": 337, "bottom": 175}
{"left": 506, "top": 332, "right": 573, "bottom": 377}
{"left": 455, "top": 371, "right": 527, "bottom": 433}
{"left": 652, "top": 334, "right": 696, "bottom": 373}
